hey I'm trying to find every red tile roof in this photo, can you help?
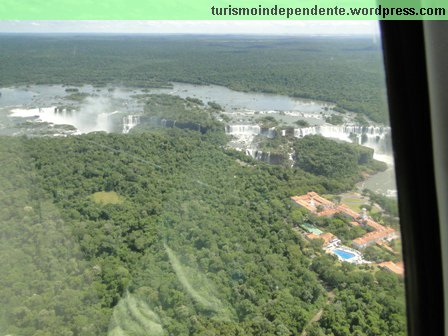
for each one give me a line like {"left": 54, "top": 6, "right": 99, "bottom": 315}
{"left": 292, "top": 192, "right": 399, "bottom": 249}
{"left": 353, "top": 227, "right": 396, "bottom": 247}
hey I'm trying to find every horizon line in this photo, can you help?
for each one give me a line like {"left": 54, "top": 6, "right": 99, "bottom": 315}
{"left": 0, "top": 32, "right": 379, "bottom": 37}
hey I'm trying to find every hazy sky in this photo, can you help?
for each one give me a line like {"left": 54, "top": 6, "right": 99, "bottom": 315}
{"left": 0, "top": 20, "right": 380, "bottom": 35}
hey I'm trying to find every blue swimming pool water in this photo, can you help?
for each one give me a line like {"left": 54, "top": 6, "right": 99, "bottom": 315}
{"left": 333, "top": 249, "right": 356, "bottom": 260}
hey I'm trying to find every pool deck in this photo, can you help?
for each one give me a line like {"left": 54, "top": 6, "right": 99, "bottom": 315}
{"left": 326, "top": 245, "right": 368, "bottom": 264}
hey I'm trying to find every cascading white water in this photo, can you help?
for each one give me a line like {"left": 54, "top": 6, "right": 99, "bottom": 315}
{"left": 293, "top": 124, "right": 391, "bottom": 155}
{"left": 294, "top": 125, "right": 388, "bottom": 138}
{"left": 245, "top": 148, "right": 257, "bottom": 157}
{"left": 225, "top": 125, "right": 261, "bottom": 150}
{"left": 294, "top": 126, "right": 318, "bottom": 138}
{"left": 10, "top": 106, "right": 116, "bottom": 133}
{"left": 318, "top": 125, "right": 358, "bottom": 143}
{"left": 244, "top": 149, "right": 273, "bottom": 164}
{"left": 255, "top": 150, "right": 264, "bottom": 161}
{"left": 288, "top": 148, "right": 295, "bottom": 168}
{"left": 228, "top": 122, "right": 392, "bottom": 166}
{"left": 225, "top": 125, "right": 261, "bottom": 135}
{"left": 122, "top": 115, "right": 140, "bottom": 134}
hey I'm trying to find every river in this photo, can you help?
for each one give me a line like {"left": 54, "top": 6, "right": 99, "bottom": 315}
{"left": 0, "top": 82, "right": 396, "bottom": 196}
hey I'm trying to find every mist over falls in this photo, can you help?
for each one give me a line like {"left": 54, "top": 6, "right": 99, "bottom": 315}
{"left": 10, "top": 96, "right": 121, "bottom": 134}
{"left": 70, "top": 96, "right": 117, "bottom": 133}
{"left": 225, "top": 125, "right": 276, "bottom": 138}
{"left": 9, "top": 100, "right": 392, "bottom": 169}
{"left": 4, "top": 83, "right": 392, "bottom": 169}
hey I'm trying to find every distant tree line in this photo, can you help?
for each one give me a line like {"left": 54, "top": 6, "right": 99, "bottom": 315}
{"left": 0, "top": 35, "right": 389, "bottom": 123}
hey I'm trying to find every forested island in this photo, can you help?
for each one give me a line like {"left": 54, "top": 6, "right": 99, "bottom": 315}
{"left": 0, "top": 35, "right": 405, "bottom": 336}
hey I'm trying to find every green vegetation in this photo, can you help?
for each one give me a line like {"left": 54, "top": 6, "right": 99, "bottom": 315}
{"left": 390, "top": 239, "right": 402, "bottom": 254}
{"left": 0, "top": 34, "right": 403, "bottom": 336}
{"left": 13, "top": 121, "right": 77, "bottom": 136}
{"left": 137, "top": 94, "right": 223, "bottom": 131}
{"left": 207, "top": 101, "right": 223, "bottom": 111}
{"left": 325, "top": 114, "right": 344, "bottom": 125}
{"left": 257, "top": 116, "right": 279, "bottom": 128}
{"left": 294, "top": 135, "right": 358, "bottom": 178}
{"left": 320, "top": 216, "right": 367, "bottom": 243}
{"left": 0, "top": 35, "right": 388, "bottom": 122}
{"left": 354, "top": 114, "right": 370, "bottom": 126}
{"left": 65, "top": 92, "right": 91, "bottom": 101}
{"left": 294, "top": 135, "right": 387, "bottom": 180}
{"left": 256, "top": 133, "right": 289, "bottom": 151}
{"left": 185, "top": 97, "right": 204, "bottom": 106}
{"left": 309, "top": 256, "right": 406, "bottom": 335}
{"left": 341, "top": 199, "right": 379, "bottom": 214}
{"left": 363, "top": 245, "right": 400, "bottom": 263}
{"left": 340, "top": 197, "right": 365, "bottom": 212}
{"left": 254, "top": 133, "right": 291, "bottom": 167}
{"left": 363, "top": 189, "right": 399, "bottom": 217}
{"left": 109, "top": 291, "right": 165, "bottom": 336}
{"left": 295, "top": 120, "right": 310, "bottom": 127}
{"left": 0, "top": 127, "right": 405, "bottom": 335}
{"left": 303, "top": 212, "right": 368, "bottom": 244}
{"left": 91, "top": 191, "right": 124, "bottom": 205}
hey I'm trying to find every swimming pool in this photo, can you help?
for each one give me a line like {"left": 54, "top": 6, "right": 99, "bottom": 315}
{"left": 333, "top": 249, "right": 356, "bottom": 260}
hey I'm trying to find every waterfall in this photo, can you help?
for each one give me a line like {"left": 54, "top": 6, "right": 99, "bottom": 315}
{"left": 122, "top": 115, "right": 140, "bottom": 134}
{"left": 293, "top": 125, "right": 389, "bottom": 139}
{"left": 246, "top": 149, "right": 268, "bottom": 162}
{"left": 293, "top": 124, "right": 391, "bottom": 155}
{"left": 288, "top": 148, "right": 295, "bottom": 168}
{"left": 11, "top": 106, "right": 116, "bottom": 133}
{"left": 255, "top": 150, "right": 264, "bottom": 161}
{"left": 245, "top": 148, "right": 257, "bottom": 157}
{"left": 227, "top": 122, "right": 392, "bottom": 166}
{"left": 294, "top": 126, "right": 318, "bottom": 138}
{"left": 246, "top": 150, "right": 275, "bottom": 164}
{"left": 225, "top": 125, "right": 261, "bottom": 135}
{"left": 293, "top": 124, "right": 393, "bottom": 164}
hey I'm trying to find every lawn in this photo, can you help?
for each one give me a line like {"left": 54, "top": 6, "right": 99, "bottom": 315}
{"left": 91, "top": 191, "right": 123, "bottom": 205}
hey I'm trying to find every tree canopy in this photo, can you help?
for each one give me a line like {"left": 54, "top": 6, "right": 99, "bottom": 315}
{"left": 0, "top": 128, "right": 405, "bottom": 335}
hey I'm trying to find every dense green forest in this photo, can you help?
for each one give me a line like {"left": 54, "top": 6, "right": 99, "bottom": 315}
{"left": 138, "top": 94, "right": 223, "bottom": 130}
{"left": 294, "top": 135, "right": 387, "bottom": 179}
{"left": 0, "top": 126, "right": 405, "bottom": 335}
{"left": 0, "top": 35, "right": 388, "bottom": 123}
{"left": 0, "top": 34, "right": 403, "bottom": 335}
